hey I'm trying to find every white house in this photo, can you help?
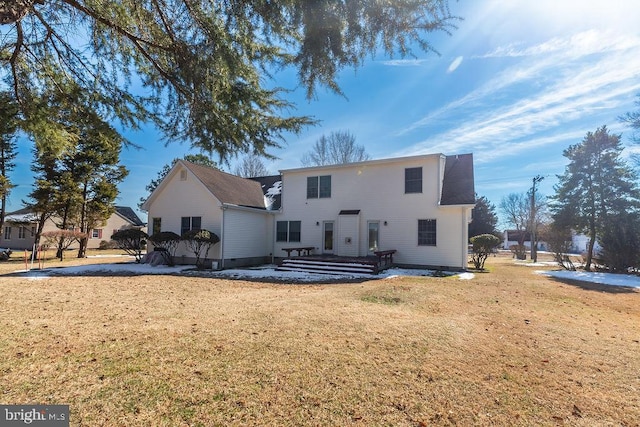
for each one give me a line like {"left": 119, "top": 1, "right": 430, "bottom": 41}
{"left": 142, "top": 153, "right": 475, "bottom": 270}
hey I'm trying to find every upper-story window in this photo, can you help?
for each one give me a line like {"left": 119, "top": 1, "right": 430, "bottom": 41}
{"left": 405, "top": 167, "right": 422, "bottom": 194}
{"left": 307, "top": 175, "right": 331, "bottom": 199}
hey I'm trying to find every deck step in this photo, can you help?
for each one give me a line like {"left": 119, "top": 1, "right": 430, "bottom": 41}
{"left": 277, "top": 259, "right": 377, "bottom": 275}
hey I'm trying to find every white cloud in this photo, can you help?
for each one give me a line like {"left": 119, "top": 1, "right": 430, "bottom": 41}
{"left": 447, "top": 56, "right": 463, "bottom": 73}
{"left": 380, "top": 58, "right": 429, "bottom": 67}
{"left": 395, "top": 29, "right": 640, "bottom": 163}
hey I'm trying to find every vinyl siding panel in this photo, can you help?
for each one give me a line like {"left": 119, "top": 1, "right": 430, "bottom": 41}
{"left": 146, "top": 165, "right": 222, "bottom": 259}
{"left": 277, "top": 155, "right": 471, "bottom": 269}
{"left": 222, "top": 208, "right": 272, "bottom": 259}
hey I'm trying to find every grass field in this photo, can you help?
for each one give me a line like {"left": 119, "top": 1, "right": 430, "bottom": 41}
{"left": 0, "top": 252, "right": 638, "bottom": 426}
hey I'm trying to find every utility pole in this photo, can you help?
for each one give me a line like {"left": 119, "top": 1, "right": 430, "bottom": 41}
{"left": 530, "top": 175, "right": 544, "bottom": 262}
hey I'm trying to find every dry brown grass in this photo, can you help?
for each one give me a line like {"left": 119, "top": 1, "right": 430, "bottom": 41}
{"left": 0, "top": 252, "right": 638, "bottom": 426}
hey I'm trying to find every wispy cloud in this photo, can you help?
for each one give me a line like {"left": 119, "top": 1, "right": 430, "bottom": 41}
{"left": 395, "top": 30, "right": 640, "bottom": 163}
{"left": 380, "top": 59, "right": 429, "bottom": 67}
{"left": 447, "top": 56, "right": 463, "bottom": 73}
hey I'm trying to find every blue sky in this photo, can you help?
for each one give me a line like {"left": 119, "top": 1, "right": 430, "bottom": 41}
{"left": 7, "top": 0, "right": 640, "bottom": 228}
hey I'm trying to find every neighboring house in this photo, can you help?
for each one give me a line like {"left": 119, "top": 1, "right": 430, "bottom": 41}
{"left": 570, "top": 231, "right": 602, "bottom": 254}
{"left": 142, "top": 153, "right": 475, "bottom": 270}
{"left": 502, "top": 230, "right": 548, "bottom": 252}
{"left": 0, "top": 206, "right": 145, "bottom": 251}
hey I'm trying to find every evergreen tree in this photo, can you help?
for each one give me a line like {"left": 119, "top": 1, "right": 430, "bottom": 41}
{"left": 1, "top": 1, "right": 457, "bottom": 161}
{"left": 551, "top": 126, "right": 640, "bottom": 271}
{"left": 0, "top": 91, "right": 19, "bottom": 236}
{"left": 469, "top": 194, "right": 499, "bottom": 239}
{"left": 24, "top": 80, "right": 128, "bottom": 258}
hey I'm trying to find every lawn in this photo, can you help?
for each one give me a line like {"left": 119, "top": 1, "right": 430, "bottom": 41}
{"left": 0, "top": 253, "right": 638, "bottom": 426}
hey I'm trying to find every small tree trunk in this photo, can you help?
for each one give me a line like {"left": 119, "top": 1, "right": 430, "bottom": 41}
{"left": 585, "top": 237, "right": 595, "bottom": 271}
{"left": 77, "top": 237, "right": 87, "bottom": 258}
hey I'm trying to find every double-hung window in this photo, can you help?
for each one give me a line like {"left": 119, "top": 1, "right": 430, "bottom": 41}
{"left": 152, "top": 217, "right": 162, "bottom": 235}
{"left": 307, "top": 175, "right": 331, "bottom": 198}
{"left": 276, "top": 221, "right": 301, "bottom": 242}
{"left": 405, "top": 167, "right": 423, "bottom": 194}
{"left": 181, "top": 216, "right": 202, "bottom": 235}
{"left": 418, "top": 219, "right": 437, "bottom": 246}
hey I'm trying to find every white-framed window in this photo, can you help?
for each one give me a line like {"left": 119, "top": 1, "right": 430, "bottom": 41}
{"left": 405, "top": 167, "right": 423, "bottom": 194}
{"left": 152, "top": 217, "right": 161, "bottom": 235}
{"left": 307, "top": 175, "right": 331, "bottom": 199}
{"left": 92, "top": 229, "right": 103, "bottom": 239}
{"left": 276, "top": 221, "right": 301, "bottom": 242}
{"left": 18, "top": 226, "right": 26, "bottom": 239}
{"left": 4, "top": 226, "right": 11, "bottom": 240}
{"left": 418, "top": 219, "right": 437, "bottom": 246}
{"left": 181, "top": 216, "right": 202, "bottom": 235}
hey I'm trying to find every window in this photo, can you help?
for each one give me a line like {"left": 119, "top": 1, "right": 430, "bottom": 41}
{"left": 418, "top": 219, "right": 437, "bottom": 246}
{"left": 180, "top": 169, "right": 187, "bottom": 181}
{"left": 152, "top": 217, "right": 162, "bottom": 235}
{"left": 92, "top": 229, "right": 103, "bottom": 239}
{"left": 4, "top": 226, "right": 11, "bottom": 240}
{"left": 181, "top": 216, "right": 202, "bottom": 235}
{"left": 276, "top": 221, "right": 301, "bottom": 242}
{"left": 405, "top": 167, "right": 422, "bottom": 193}
{"left": 30, "top": 227, "right": 36, "bottom": 237}
{"left": 18, "top": 226, "right": 26, "bottom": 239}
{"left": 307, "top": 175, "right": 331, "bottom": 198}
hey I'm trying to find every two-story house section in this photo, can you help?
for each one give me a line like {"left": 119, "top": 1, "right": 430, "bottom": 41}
{"left": 275, "top": 153, "right": 475, "bottom": 270}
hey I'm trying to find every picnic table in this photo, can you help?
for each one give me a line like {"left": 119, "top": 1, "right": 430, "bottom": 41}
{"left": 282, "top": 246, "right": 315, "bottom": 257}
{"left": 374, "top": 249, "right": 396, "bottom": 267}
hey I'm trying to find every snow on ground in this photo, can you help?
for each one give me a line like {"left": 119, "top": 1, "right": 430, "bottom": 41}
{"left": 536, "top": 269, "right": 640, "bottom": 289}
{"left": 15, "top": 262, "right": 473, "bottom": 282}
{"left": 14, "top": 259, "right": 639, "bottom": 289}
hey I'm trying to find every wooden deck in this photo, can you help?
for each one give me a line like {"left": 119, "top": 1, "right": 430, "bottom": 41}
{"left": 277, "top": 254, "right": 394, "bottom": 275}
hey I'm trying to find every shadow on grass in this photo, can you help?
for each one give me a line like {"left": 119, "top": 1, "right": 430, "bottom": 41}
{"left": 547, "top": 276, "right": 639, "bottom": 294}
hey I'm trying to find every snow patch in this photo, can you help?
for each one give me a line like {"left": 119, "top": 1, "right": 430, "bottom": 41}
{"left": 536, "top": 270, "right": 640, "bottom": 288}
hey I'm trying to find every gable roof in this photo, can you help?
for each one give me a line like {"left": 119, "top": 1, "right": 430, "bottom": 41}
{"left": 4, "top": 208, "right": 39, "bottom": 224}
{"left": 182, "top": 161, "right": 266, "bottom": 208}
{"left": 440, "top": 154, "right": 475, "bottom": 206}
{"left": 115, "top": 206, "right": 145, "bottom": 226}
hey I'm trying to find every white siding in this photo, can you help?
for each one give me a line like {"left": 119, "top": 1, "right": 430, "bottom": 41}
{"left": 222, "top": 207, "right": 272, "bottom": 260}
{"left": 146, "top": 165, "right": 223, "bottom": 259}
{"left": 277, "top": 155, "right": 472, "bottom": 268}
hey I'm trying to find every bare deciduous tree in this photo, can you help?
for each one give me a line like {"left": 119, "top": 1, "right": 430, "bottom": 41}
{"left": 301, "top": 131, "right": 370, "bottom": 166}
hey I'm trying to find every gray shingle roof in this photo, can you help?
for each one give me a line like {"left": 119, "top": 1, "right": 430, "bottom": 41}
{"left": 440, "top": 154, "right": 475, "bottom": 205}
{"left": 182, "top": 161, "right": 266, "bottom": 208}
{"left": 115, "top": 206, "right": 145, "bottom": 226}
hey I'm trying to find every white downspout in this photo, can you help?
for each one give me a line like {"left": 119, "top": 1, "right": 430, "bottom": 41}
{"left": 220, "top": 205, "right": 226, "bottom": 269}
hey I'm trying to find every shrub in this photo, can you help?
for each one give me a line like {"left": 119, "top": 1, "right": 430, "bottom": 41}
{"left": 539, "top": 223, "right": 575, "bottom": 271}
{"left": 111, "top": 228, "right": 148, "bottom": 263}
{"left": 509, "top": 244, "right": 527, "bottom": 260}
{"left": 470, "top": 234, "right": 501, "bottom": 270}
{"left": 98, "top": 240, "right": 119, "bottom": 250}
{"left": 41, "top": 229, "right": 88, "bottom": 261}
{"left": 148, "top": 231, "right": 181, "bottom": 266}
{"left": 181, "top": 229, "right": 219, "bottom": 269}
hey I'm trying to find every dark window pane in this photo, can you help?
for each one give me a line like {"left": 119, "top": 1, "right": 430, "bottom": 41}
{"left": 181, "top": 217, "right": 190, "bottom": 235}
{"left": 319, "top": 175, "right": 331, "bottom": 198}
{"left": 418, "top": 219, "right": 436, "bottom": 246}
{"left": 307, "top": 176, "right": 319, "bottom": 198}
{"left": 405, "top": 167, "right": 423, "bottom": 193}
{"left": 289, "top": 221, "right": 301, "bottom": 242}
{"left": 192, "top": 216, "right": 202, "bottom": 231}
{"left": 276, "top": 221, "right": 288, "bottom": 242}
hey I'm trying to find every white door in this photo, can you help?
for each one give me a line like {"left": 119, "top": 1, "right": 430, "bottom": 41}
{"left": 368, "top": 221, "right": 379, "bottom": 254}
{"left": 323, "top": 221, "right": 334, "bottom": 254}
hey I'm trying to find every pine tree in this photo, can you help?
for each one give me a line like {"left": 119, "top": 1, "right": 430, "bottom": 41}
{"left": 469, "top": 194, "right": 499, "bottom": 239}
{"left": 551, "top": 126, "right": 640, "bottom": 270}
{"left": 0, "top": 91, "right": 19, "bottom": 237}
{"left": 1, "top": 1, "right": 456, "bottom": 161}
